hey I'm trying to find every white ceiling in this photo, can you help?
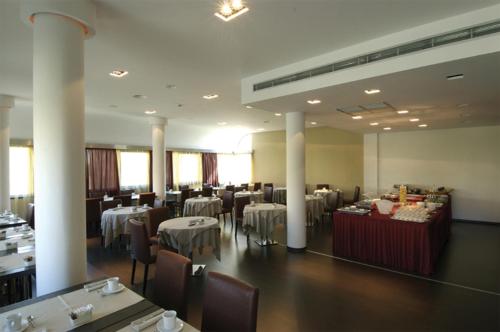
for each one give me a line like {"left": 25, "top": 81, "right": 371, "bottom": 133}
{"left": 1, "top": 0, "right": 499, "bottom": 133}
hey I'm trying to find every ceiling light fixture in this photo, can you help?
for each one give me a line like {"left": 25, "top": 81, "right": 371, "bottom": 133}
{"left": 215, "top": 0, "right": 249, "bottom": 22}
{"left": 446, "top": 73, "right": 464, "bottom": 80}
{"left": 144, "top": 110, "right": 157, "bottom": 115}
{"left": 217, "top": 122, "right": 227, "bottom": 126}
{"left": 383, "top": 127, "right": 391, "bottom": 131}
{"left": 245, "top": 105, "right": 253, "bottom": 109}
{"left": 307, "top": 99, "right": 321, "bottom": 105}
{"left": 370, "top": 122, "right": 379, "bottom": 126}
{"left": 409, "top": 118, "right": 420, "bottom": 122}
{"left": 165, "top": 84, "right": 176, "bottom": 89}
{"left": 418, "top": 124, "right": 428, "bottom": 128}
{"left": 352, "top": 115, "right": 363, "bottom": 120}
{"left": 133, "top": 94, "right": 147, "bottom": 99}
{"left": 274, "top": 113, "right": 282, "bottom": 117}
{"left": 109, "top": 70, "right": 128, "bottom": 78}
{"left": 310, "top": 121, "right": 317, "bottom": 125}
{"left": 397, "top": 110, "right": 409, "bottom": 114}
{"left": 364, "top": 89, "right": 381, "bottom": 95}
{"left": 457, "top": 103, "right": 469, "bottom": 108}
{"left": 203, "top": 94, "right": 219, "bottom": 100}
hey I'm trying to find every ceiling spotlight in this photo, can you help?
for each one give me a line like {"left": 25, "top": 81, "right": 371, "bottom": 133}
{"left": 166, "top": 84, "right": 177, "bottom": 89}
{"left": 310, "top": 121, "right": 317, "bottom": 125}
{"left": 383, "top": 127, "right": 391, "bottom": 131}
{"left": 274, "top": 113, "right": 282, "bottom": 117}
{"left": 203, "top": 94, "right": 219, "bottom": 100}
{"left": 364, "top": 89, "right": 380, "bottom": 95}
{"left": 109, "top": 70, "right": 128, "bottom": 78}
{"left": 307, "top": 99, "right": 321, "bottom": 105}
{"left": 457, "top": 103, "right": 469, "bottom": 108}
{"left": 352, "top": 115, "right": 363, "bottom": 120}
{"left": 144, "top": 110, "right": 157, "bottom": 115}
{"left": 133, "top": 94, "right": 147, "bottom": 99}
{"left": 409, "top": 118, "right": 420, "bottom": 122}
{"left": 217, "top": 122, "right": 227, "bottom": 126}
{"left": 397, "top": 110, "right": 409, "bottom": 114}
{"left": 418, "top": 124, "right": 428, "bottom": 128}
{"left": 370, "top": 122, "right": 379, "bottom": 126}
{"left": 245, "top": 105, "right": 253, "bottom": 109}
{"left": 215, "top": 0, "right": 249, "bottom": 22}
{"left": 446, "top": 73, "right": 464, "bottom": 80}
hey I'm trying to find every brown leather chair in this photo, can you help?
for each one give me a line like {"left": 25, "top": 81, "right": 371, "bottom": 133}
{"left": 25, "top": 203, "right": 35, "bottom": 230}
{"left": 216, "top": 191, "right": 234, "bottom": 226}
{"left": 234, "top": 196, "right": 250, "bottom": 239}
{"left": 344, "top": 186, "right": 361, "bottom": 206}
{"left": 120, "top": 189, "right": 135, "bottom": 195}
{"left": 146, "top": 207, "right": 169, "bottom": 245}
{"left": 234, "top": 186, "right": 244, "bottom": 193}
{"left": 253, "top": 182, "right": 261, "bottom": 191}
{"left": 263, "top": 186, "right": 273, "bottom": 203}
{"left": 201, "top": 272, "right": 259, "bottom": 332}
{"left": 316, "top": 184, "right": 330, "bottom": 190}
{"left": 263, "top": 183, "right": 273, "bottom": 188}
{"left": 99, "top": 199, "right": 122, "bottom": 216}
{"left": 323, "top": 191, "right": 339, "bottom": 221}
{"left": 129, "top": 219, "right": 157, "bottom": 295}
{"left": 225, "top": 185, "right": 235, "bottom": 193}
{"left": 115, "top": 194, "right": 132, "bottom": 207}
{"left": 180, "top": 189, "right": 192, "bottom": 214}
{"left": 85, "top": 198, "right": 101, "bottom": 236}
{"left": 240, "top": 183, "right": 249, "bottom": 190}
{"left": 139, "top": 192, "right": 156, "bottom": 207}
{"left": 153, "top": 250, "right": 192, "bottom": 320}
{"left": 202, "top": 187, "right": 213, "bottom": 197}
{"left": 190, "top": 190, "right": 202, "bottom": 198}
{"left": 179, "top": 184, "right": 189, "bottom": 190}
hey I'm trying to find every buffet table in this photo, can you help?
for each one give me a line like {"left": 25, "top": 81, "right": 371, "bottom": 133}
{"left": 332, "top": 201, "right": 451, "bottom": 275}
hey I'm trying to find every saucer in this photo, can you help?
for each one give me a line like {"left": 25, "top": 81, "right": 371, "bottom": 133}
{"left": 2, "top": 319, "right": 28, "bottom": 332}
{"left": 156, "top": 318, "right": 184, "bottom": 332}
{"left": 101, "top": 283, "right": 125, "bottom": 295}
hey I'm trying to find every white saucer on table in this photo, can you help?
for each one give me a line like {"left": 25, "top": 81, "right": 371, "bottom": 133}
{"left": 156, "top": 318, "right": 184, "bottom": 332}
{"left": 101, "top": 283, "right": 125, "bottom": 295}
{"left": 2, "top": 319, "right": 29, "bottom": 332}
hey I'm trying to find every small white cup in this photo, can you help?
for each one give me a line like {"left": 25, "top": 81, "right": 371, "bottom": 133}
{"left": 250, "top": 200, "right": 255, "bottom": 206}
{"left": 117, "top": 204, "right": 122, "bottom": 208}
{"left": 162, "top": 310, "right": 177, "bottom": 330}
{"left": 107, "top": 277, "right": 119, "bottom": 291}
{"left": 198, "top": 194, "right": 202, "bottom": 198}
{"left": 143, "top": 204, "right": 148, "bottom": 208}
{"left": 6, "top": 313, "right": 22, "bottom": 331}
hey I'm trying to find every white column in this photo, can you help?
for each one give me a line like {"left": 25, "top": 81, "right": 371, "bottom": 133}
{"left": 22, "top": 0, "right": 96, "bottom": 295}
{"left": 286, "top": 112, "right": 306, "bottom": 252}
{"left": 150, "top": 117, "right": 167, "bottom": 201}
{"left": 0, "top": 96, "right": 14, "bottom": 211}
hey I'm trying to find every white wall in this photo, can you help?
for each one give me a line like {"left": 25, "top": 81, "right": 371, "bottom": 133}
{"left": 364, "top": 126, "right": 500, "bottom": 223}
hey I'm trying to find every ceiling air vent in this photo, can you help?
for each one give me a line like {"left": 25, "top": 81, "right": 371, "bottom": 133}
{"left": 253, "top": 19, "right": 500, "bottom": 92}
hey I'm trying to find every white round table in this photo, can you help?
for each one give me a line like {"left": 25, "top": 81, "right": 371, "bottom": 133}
{"left": 101, "top": 206, "right": 150, "bottom": 247}
{"left": 183, "top": 197, "right": 222, "bottom": 217}
{"left": 242, "top": 203, "right": 286, "bottom": 246}
{"left": 313, "top": 189, "right": 344, "bottom": 208}
{"left": 305, "top": 195, "right": 325, "bottom": 225}
{"left": 234, "top": 191, "right": 264, "bottom": 203}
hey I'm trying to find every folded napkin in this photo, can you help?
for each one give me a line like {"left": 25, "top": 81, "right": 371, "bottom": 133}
{"left": 83, "top": 279, "right": 110, "bottom": 292}
{"left": 130, "top": 308, "right": 165, "bottom": 331}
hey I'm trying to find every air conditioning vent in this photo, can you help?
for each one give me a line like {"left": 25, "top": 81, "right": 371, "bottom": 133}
{"left": 253, "top": 19, "right": 500, "bottom": 92}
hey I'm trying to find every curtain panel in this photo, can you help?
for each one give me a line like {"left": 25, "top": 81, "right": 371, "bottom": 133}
{"left": 202, "top": 152, "right": 219, "bottom": 186}
{"left": 85, "top": 148, "right": 120, "bottom": 197}
{"left": 166, "top": 151, "right": 174, "bottom": 190}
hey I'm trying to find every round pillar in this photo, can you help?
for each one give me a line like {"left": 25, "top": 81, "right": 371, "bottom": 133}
{"left": 0, "top": 95, "right": 14, "bottom": 211}
{"left": 286, "top": 112, "right": 306, "bottom": 252}
{"left": 22, "top": 0, "right": 96, "bottom": 295}
{"left": 150, "top": 117, "right": 167, "bottom": 201}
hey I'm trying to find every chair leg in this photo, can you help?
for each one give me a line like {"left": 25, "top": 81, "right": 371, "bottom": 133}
{"left": 234, "top": 220, "right": 238, "bottom": 238}
{"left": 230, "top": 211, "right": 233, "bottom": 226}
{"left": 142, "top": 264, "right": 149, "bottom": 295}
{"left": 131, "top": 259, "right": 136, "bottom": 285}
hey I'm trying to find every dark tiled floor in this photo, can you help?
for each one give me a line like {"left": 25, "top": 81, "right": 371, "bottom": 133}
{"left": 87, "top": 220, "right": 500, "bottom": 331}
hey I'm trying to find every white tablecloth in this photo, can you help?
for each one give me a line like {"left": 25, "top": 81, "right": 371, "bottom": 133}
{"left": 242, "top": 203, "right": 286, "bottom": 239}
{"left": 313, "top": 189, "right": 344, "bottom": 208}
{"left": 272, "top": 187, "right": 287, "bottom": 204}
{"left": 183, "top": 197, "right": 222, "bottom": 217}
{"left": 116, "top": 316, "right": 199, "bottom": 332}
{"left": 101, "top": 207, "right": 150, "bottom": 247}
{"left": 0, "top": 249, "right": 35, "bottom": 274}
{"left": 158, "top": 217, "right": 221, "bottom": 259}
{"left": 0, "top": 285, "right": 142, "bottom": 331}
{"left": 234, "top": 191, "right": 264, "bottom": 203}
{"left": 0, "top": 216, "right": 27, "bottom": 227}
{"left": 305, "top": 195, "right": 325, "bottom": 225}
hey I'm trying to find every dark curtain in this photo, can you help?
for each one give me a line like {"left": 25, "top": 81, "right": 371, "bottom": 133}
{"left": 166, "top": 151, "right": 173, "bottom": 190}
{"left": 85, "top": 148, "right": 120, "bottom": 197}
{"left": 202, "top": 153, "right": 218, "bottom": 186}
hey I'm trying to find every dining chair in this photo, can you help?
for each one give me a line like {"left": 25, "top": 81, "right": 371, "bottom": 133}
{"left": 129, "top": 219, "right": 157, "bottom": 295}
{"left": 216, "top": 191, "right": 234, "bottom": 226}
{"left": 202, "top": 187, "right": 213, "bottom": 197}
{"left": 263, "top": 186, "right": 273, "bottom": 203}
{"left": 146, "top": 207, "right": 170, "bottom": 245}
{"left": 344, "top": 186, "right": 361, "bottom": 206}
{"left": 240, "top": 183, "right": 249, "bottom": 190}
{"left": 225, "top": 185, "right": 235, "bottom": 193}
{"left": 85, "top": 198, "right": 101, "bottom": 236}
{"left": 99, "top": 199, "right": 122, "bottom": 216}
{"left": 114, "top": 194, "right": 132, "bottom": 207}
{"left": 153, "top": 250, "right": 192, "bottom": 321}
{"left": 234, "top": 186, "right": 244, "bottom": 193}
{"left": 25, "top": 203, "right": 35, "bottom": 230}
{"left": 263, "top": 183, "right": 273, "bottom": 188}
{"left": 190, "top": 190, "right": 202, "bottom": 198}
{"left": 139, "top": 192, "right": 156, "bottom": 207}
{"left": 202, "top": 183, "right": 213, "bottom": 189}
{"left": 179, "top": 184, "right": 190, "bottom": 190}
{"left": 316, "top": 184, "right": 330, "bottom": 190}
{"left": 180, "top": 189, "right": 192, "bottom": 214}
{"left": 234, "top": 196, "right": 250, "bottom": 239}
{"left": 253, "top": 182, "right": 261, "bottom": 191}
{"left": 323, "top": 191, "right": 339, "bottom": 222}
{"left": 201, "top": 272, "right": 259, "bottom": 332}
{"left": 119, "top": 189, "right": 135, "bottom": 195}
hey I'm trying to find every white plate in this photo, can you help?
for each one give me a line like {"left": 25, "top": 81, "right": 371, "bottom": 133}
{"left": 156, "top": 318, "right": 184, "bottom": 332}
{"left": 2, "top": 319, "right": 28, "bottom": 332}
{"left": 101, "top": 283, "right": 125, "bottom": 295}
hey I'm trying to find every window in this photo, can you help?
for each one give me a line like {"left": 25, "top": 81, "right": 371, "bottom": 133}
{"left": 217, "top": 153, "right": 252, "bottom": 186}
{"left": 172, "top": 152, "right": 202, "bottom": 187}
{"left": 118, "top": 151, "right": 150, "bottom": 192}
{"left": 9, "top": 146, "right": 33, "bottom": 197}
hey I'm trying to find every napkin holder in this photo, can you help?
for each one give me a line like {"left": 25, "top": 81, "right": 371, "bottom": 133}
{"left": 69, "top": 304, "right": 94, "bottom": 327}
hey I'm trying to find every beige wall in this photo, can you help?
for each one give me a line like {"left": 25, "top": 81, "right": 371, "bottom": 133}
{"left": 252, "top": 126, "right": 363, "bottom": 196}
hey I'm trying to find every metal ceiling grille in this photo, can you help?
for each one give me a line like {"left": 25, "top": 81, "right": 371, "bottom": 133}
{"left": 253, "top": 20, "right": 500, "bottom": 92}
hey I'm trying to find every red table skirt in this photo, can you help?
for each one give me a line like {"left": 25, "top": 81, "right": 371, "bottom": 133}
{"left": 332, "top": 203, "right": 451, "bottom": 275}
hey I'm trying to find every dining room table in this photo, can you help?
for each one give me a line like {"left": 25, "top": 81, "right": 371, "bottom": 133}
{"left": 305, "top": 194, "right": 325, "bottom": 225}
{"left": 0, "top": 212, "right": 28, "bottom": 229}
{"left": 234, "top": 190, "right": 264, "bottom": 203}
{"left": 313, "top": 188, "right": 344, "bottom": 208}
{"left": 101, "top": 206, "right": 151, "bottom": 248}
{"left": 183, "top": 197, "right": 222, "bottom": 218}
{"left": 157, "top": 216, "right": 221, "bottom": 276}
{"left": 242, "top": 203, "right": 287, "bottom": 246}
{"left": 272, "top": 187, "right": 287, "bottom": 205}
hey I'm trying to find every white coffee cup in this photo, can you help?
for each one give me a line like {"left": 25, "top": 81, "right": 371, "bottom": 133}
{"left": 198, "top": 194, "right": 202, "bottom": 198}
{"left": 162, "top": 310, "right": 177, "bottom": 330}
{"left": 143, "top": 204, "right": 148, "bottom": 208}
{"left": 107, "top": 277, "right": 119, "bottom": 291}
{"left": 6, "top": 313, "right": 22, "bottom": 331}
{"left": 117, "top": 204, "right": 122, "bottom": 208}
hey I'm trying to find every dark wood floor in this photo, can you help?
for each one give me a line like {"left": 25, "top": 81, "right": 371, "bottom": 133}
{"left": 86, "top": 219, "right": 500, "bottom": 331}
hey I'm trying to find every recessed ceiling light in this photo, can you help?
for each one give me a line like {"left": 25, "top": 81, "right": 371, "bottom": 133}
{"left": 274, "top": 113, "right": 282, "bottom": 117}
{"left": 144, "top": 110, "right": 157, "bottom": 115}
{"left": 418, "top": 124, "right": 428, "bottom": 128}
{"left": 165, "top": 84, "right": 176, "bottom": 89}
{"left": 214, "top": 0, "right": 249, "bottom": 22}
{"left": 457, "top": 103, "right": 469, "bottom": 108}
{"left": 409, "top": 118, "right": 420, "bottom": 122}
{"left": 177, "top": 104, "right": 183, "bottom": 108}
{"left": 397, "top": 110, "right": 409, "bottom": 114}
{"left": 217, "top": 122, "right": 227, "bottom": 126}
{"left": 310, "top": 121, "right": 317, "bottom": 125}
{"left": 203, "top": 94, "right": 219, "bottom": 100}
{"left": 245, "top": 105, "right": 253, "bottom": 109}
{"left": 307, "top": 99, "right": 321, "bottom": 105}
{"left": 256, "top": 128, "right": 265, "bottom": 131}
{"left": 133, "top": 94, "right": 147, "bottom": 99}
{"left": 364, "top": 89, "right": 381, "bottom": 95}
{"left": 109, "top": 70, "right": 128, "bottom": 78}
{"left": 352, "top": 115, "right": 363, "bottom": 120}
{"left": 370, "top": 122, "right": 379, "bottom": 126}
{"left": 446, "top": 73, "right": 464, "bottom": 80}
{"left": 383, "top": 127, "right": 391, "bottom": 131}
